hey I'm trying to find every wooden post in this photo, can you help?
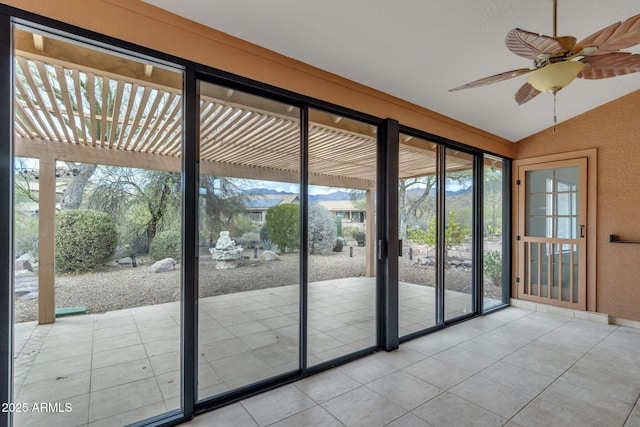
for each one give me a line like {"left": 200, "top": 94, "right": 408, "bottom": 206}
{"left": 38, "top": 157, "right": 56, "bottom": 324}
{"left": 365, "top": 186, "right": 375, "bottom": 277}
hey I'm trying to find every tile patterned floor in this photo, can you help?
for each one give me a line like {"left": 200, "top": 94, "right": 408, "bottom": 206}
{"left": 11, "top": 281, "right": 640, "bottom": 427}
{"left": 187, "top": 307, "right": 640, "bottom": 427}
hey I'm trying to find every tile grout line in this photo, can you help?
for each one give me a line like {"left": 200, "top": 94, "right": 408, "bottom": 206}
{"left": 502, "top": 321, "right": 621, "bottom": 425}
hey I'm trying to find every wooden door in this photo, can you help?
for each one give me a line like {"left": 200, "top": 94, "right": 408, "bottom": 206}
{"left": 517, "top": 158, "right": 587, "bottom": 310}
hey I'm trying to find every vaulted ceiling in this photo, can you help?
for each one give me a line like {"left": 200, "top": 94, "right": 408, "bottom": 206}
{"left": 143, "top": 0, "right": 640, "bottom": 142}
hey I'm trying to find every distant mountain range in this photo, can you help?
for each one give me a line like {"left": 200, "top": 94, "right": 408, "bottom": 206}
{"left": 244, "top": 186, "right": 472, "bottom": 202}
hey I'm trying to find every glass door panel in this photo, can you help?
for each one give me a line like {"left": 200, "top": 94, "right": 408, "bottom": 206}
{"left": 398, "top": 134, "right": 438, "bottom": 337}
{"left": 483, "top": 156, "right": 507, "bottom": 311}
{"left": 12, "top": 26, "right": 183, "bottom": 426}
{"left": 306, "top": 109, "right": 377, "bottom": 366}
{"left": 444, "top": 149, "right": 474, "bottom": 321}
{"left": 197, "top": 82, "right": 300, "bottom": 399}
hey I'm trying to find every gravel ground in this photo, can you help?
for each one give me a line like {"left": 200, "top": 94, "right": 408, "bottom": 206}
{"left": 14, "top": 245, "right": 501, "bottom": 323}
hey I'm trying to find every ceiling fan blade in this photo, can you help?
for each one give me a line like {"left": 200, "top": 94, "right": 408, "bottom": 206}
{"left": 579, "top": 52, "right": 640, "bottom": 79}
{"left": 573, "top": 13, "right": 640, "bottom": 56}
{"left": 449, "top": 68, "right": 532, "bottom": 91}
{"left": 514, "top": 82, "right": 541, "bottom": 105}
{"left": 505, "top": 28, "right": 565, "bottom": 60}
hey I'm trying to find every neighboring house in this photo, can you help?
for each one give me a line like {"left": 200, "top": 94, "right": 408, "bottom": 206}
{"left": 244, "top": 194, "right": 300, "bottom": 224}
{"left": 316, "top": 200, "right": 365, "bottom": 223}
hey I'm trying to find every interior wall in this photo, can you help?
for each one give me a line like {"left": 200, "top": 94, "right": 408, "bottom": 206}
{"left": 515, "top": 89, "right": 640, "bottom": 322}
{"left": 1, "top": 0, "right": 512, "bottom": 157}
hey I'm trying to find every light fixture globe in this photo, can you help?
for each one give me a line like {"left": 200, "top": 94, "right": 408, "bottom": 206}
{"left": 527, "top": 61, "right": 585, "bottom": 93}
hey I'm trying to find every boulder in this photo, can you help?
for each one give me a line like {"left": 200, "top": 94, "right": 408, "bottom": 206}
{"left": 261, "top": 250, "right": 281, "bottom": 262}
{"left": 150, "top": 258, "right": 176, "bottom": 273}
{"left": 117, "top": 257, "right": 133, "bottom": 265}
{"left": 14, "top": 258, "right": 33, "bottom": 272}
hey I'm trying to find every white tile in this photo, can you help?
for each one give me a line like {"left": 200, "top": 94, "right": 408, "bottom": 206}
{"left": 449, "top": 375, "right": 533, "bottom": 418}
{"left": 322, "top": 386, "right": 407, "bottom": 427}
{"left": 367, "top": 371, "right": 441, "bottom": 411}
{"left": 412, "top": 392, "right": 506, "bottom": 427}
{"left": 270, "top": 405, "right": 343, "bottom": 427}
{"left": 88, "top": 377, "right": 164, "bottom": 422}
{"left": 403, "top": 357, "right": 474, "bottom": 390}
{"left": 241, "top": 384, "right": 315, "bottom": 426}
{"left": 339, "top": 356, "right": 398, "bottom": 384}
{"left": 295, "top": 369, "right": 361, "bottom": 403}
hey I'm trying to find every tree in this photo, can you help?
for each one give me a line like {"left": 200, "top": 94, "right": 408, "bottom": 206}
{"left": 87, "top": 167, "right": 181, "bottom": 253}
{"left": 199, "top": 176, "right": 248, "bottom": 245}
{"left": 398, "top": 176, "right": 436, "bottom": 239}
{"left": 308, "top": 204, "right": 337, "bottom": 254}
{"left": 484, "top": 167, "right": 503, "bottom": 238}
{"left": 265, "top": 203, "right": 299, "bottom": 254}
{"left": 407, "top": 210, "right": 471, "bottom": 260}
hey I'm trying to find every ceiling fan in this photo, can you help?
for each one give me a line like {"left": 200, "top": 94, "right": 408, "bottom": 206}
{"left": 449, "top": 0, "right": 640, "bottom": 105}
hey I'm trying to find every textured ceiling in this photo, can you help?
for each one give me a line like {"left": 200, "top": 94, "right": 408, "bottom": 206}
{"left": 143, "top": 0, "right": 640, "bottom": 142}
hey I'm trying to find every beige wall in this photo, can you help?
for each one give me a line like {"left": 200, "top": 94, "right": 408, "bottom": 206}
{"left": 2, "top": 0, "right": 512, "bottom": 156}
{"left": 515, "top": 90, "right": 640, "bottom": 321}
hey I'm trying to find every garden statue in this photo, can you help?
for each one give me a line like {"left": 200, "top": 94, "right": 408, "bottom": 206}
{"left": 209, "top": 231, "right": 243, "bottom": 269}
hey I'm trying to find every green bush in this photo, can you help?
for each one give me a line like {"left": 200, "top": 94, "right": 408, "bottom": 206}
{"left": 333, "top": 237, "right": 344, "bottom": 252}
{"left": 308, "top": 204, "right": 337, "bottom": 254}
{"left": 15, "top": 215, "right": 39, "bottom": 258}
{"left": 353, "top": 230, "right": 366, "bottom": 246}
{"left": 55, "top": 210, "right": 117, "bottom": 273}
{"left": 265, "top": 204, "right": 300, "bottom": 254}
{"left": 150, "top": 230, "right": 182, "bottom": 261}
{"left": 483, "top": 250, "right": 503, "bottom": 286}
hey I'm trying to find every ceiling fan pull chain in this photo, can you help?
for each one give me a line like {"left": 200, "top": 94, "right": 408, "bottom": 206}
{"left": 553, "top": 93, "right": 557, "bottom": 134}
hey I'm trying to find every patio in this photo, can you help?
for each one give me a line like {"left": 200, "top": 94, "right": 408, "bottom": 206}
{"left": 11, "top": 278, "right": 474, "bottom": 427}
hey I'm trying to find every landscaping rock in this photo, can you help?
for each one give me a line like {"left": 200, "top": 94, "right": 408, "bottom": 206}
{"left": 150, "top": 258, "right": 176, "bottom": 273}
{"left": 261, "top": 250, "right": 280, "bottom": 261}
{"left": 117, "top": 257, "right": 133, "bottom": 265}
{"left": 14, "top": 258, "right": 33, "bottom": 272}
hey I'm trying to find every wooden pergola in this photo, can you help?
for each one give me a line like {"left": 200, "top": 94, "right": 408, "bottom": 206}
{"left": 13, "top": 29, "right": 452, "bottom": 324}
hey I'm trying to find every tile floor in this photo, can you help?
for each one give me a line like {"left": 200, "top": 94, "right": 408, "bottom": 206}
{"left": 186, "top": 307, "right": 640, "bottom": 427}
{"left": 11, "top": 281, "right": 640, "bottom": 427}
{"left": 12, "top": 278, "right": 471, "bottom": 426}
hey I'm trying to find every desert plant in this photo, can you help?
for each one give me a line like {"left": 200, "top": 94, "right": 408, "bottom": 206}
{"left": 14, "top": 215, "right": 39, "bottom": 258}
{"left": 150, "top": 230, "right": 181, "bottom": 261}
{"left": 335, "top": 217, "right": 343, "bottom": 237}
{"left": 308, "top": 204, "right": 337, "bottom": 254}
{"left": 333, "top": 237, "right": 344, "bottom": 252}
{"left": 55, "top": 210, "right": 117, "bottom": 273}
{"left": 483, "top": 249, "right": 503, "bottom": 286}
{"left": 259, "top": 223, "right": 273, "bottom": 250}
{"left": 353, "top": 230, "right": 366, "bottom": 246}
{"left": 265, "top": 204, "right": 300, "bottom": 254}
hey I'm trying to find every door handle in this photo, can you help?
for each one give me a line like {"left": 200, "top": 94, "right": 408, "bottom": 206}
{"left": 580, "top": 225, "right": 585, "bottom": 238}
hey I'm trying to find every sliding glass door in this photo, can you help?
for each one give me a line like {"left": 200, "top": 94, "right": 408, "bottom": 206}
{"left": 197, "top": 81, "right": 301, "bottom": 400}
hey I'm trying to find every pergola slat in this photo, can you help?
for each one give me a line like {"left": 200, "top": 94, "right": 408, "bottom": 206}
{"left": 54, "top": 64, "right": 80, "bottom": 145}
{"left": 108, "top": 80, "right": 125, "bottom": 148}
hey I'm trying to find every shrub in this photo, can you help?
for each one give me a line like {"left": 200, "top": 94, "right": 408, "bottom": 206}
{"left": 308, "top": 204, "right": 337, "bottom": 254}
{"left": 150, "top": 230, "right": 181, "bottom": 261}
{"left": 342, "top": 226, "right": 360, "bottom": 240}
{"left": 15, "top": 215, "right": 39, "bottom": 259}
{"left": 55, "top": 210, "right": 117, "bottom": 273}
{"left": 265, "top": 204, "right": 299, "bottom": 254}
{"left": 353, "top": 230, "right": 366, "bottom": 246}
{"left": 483, "top": 250, "right": 503, "bottom": 286}
{"left": 333, "top": 237, "right": 344, "bottom": 252}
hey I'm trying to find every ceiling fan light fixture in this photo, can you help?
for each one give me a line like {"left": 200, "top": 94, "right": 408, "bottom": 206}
{"left": 527, "top": 61, "right": 585, "bottom": 93}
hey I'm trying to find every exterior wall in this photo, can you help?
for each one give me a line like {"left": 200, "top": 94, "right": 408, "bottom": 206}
{"left": 515, "top": 90, "right": 640, "bottom": 322}
{"left": 2, "top": 0, "right": 513, "bottom": 157}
